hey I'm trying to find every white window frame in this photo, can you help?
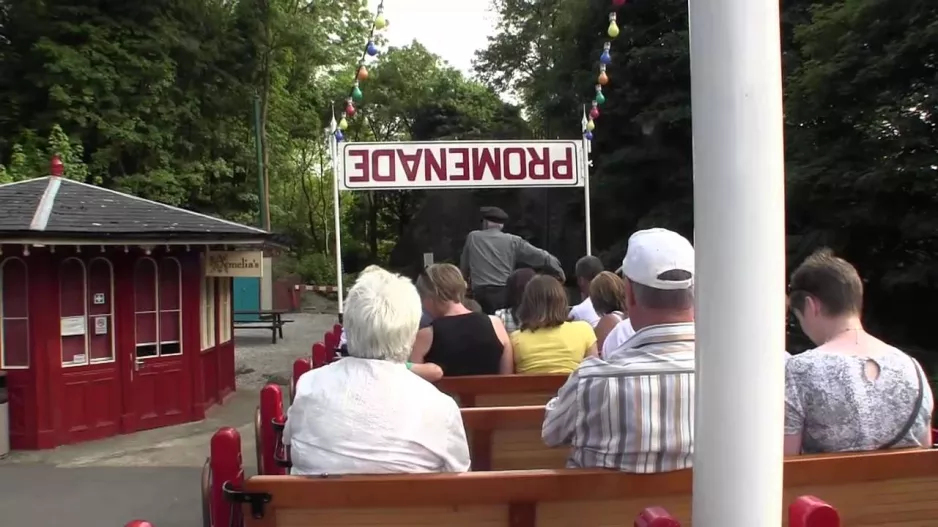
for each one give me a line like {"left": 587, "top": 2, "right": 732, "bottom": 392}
{"left": 88, "top": 257, "right": 116, "bottom": 365}
{"left": 0, "top": 257, "right": 29, "bottom": 369}
{"left": 217, "top": 278, "right": 232, "bottom": 343}
{"left": 201, "top": 274, "right": 216, "bottom": 351}
{"left": 133, "top": 257, "right": 184, "bottom": 359}
{"left": 61, "top": 257, "right": 89, "bottom": 368}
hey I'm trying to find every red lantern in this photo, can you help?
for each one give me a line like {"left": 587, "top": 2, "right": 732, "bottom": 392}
{"left": 346, "top": 103, "right": 356, "bottom": 117}
{"left": 613, "top": 0, "right": 627, "bottom": 6}
{"left": 50, "top": 155, "right": 64, "bottom": 177}
{"left": 589, "top": 107, "right": 600, "bottom": 120}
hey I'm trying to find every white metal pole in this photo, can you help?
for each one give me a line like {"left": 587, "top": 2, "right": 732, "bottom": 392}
{"left": 689, "top": 0, "right": 786, "bottom": 524}
{"left": 581, "top": 106, "right": 592, "bottom": 256}
{"left": 329, "top": 128, "right": 345, "bottom": 318}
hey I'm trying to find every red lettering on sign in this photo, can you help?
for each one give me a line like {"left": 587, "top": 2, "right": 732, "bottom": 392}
{"left": 503, "top": 147, "right": 527, "bottom": 180}
{"left": 348, "top": 150, "right": 369, "bottom": 182}
{"left": 397, "top": 150, "right": 422, "bottom": 181}
{"left": 526, "top": 147, "right": 549, "bottom": 179}
{"left": 552, "top": 147, "right": 574, "bottom": 180}
{"left": 450, "top": 148, "right": 469, "bottom": 180}
{"left": 472, "top": 148, "right": 501, "bottom": 180}
{"left": 425, "top": 149, "right": 446, "bottom": 180}
{"left": 371, "top": 150, "right": 396, "bottom": 182}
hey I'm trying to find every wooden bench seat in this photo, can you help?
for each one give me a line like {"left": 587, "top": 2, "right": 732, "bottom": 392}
{"left": 216, "top": 447, "right": 938, "bottom": 527}
{"left": 435, "top": 374, "right": 567, "bottom": 407}
{"left": 257, "top": 384, "right": 565, "bottom": 474}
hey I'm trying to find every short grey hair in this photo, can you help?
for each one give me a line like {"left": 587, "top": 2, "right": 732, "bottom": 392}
{"left": 482, "top": 220, "right": 503, "bottom": 230}
{"left": 344, "top": 268, "right": 422, "bottom": 363}
{"left": 575, "top": 255, "right": 604, "bottom": 281}
{"left": 630, "top": 270, "right": 695, "bottom": 310}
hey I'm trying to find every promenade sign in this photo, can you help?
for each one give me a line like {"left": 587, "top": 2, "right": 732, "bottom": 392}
{"left": 339, "top": 140, "right": 585, "bottom": 190}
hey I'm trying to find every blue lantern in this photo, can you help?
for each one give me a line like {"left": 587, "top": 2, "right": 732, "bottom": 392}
{"left": 600, "top": 42, "right": 612, "bottom": 65}
{"left": 335, "top": 130, "right": 344, "bottom": 142}
{"left": 366, "top": 41, "right": 378, "bottom": 56}
{"left": 584, "top": 131, "right": 593, "bottom": 140}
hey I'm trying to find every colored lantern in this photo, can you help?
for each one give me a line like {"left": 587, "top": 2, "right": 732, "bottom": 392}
{"left": 586, "top": 119, "right": 596, "bottom": 131}
{"left": 345, "top": 101, "right": 356, "bottom": 116}
{"left": 374, "top": 14, "right": 388, "bottom": 29}
{"left": 366, "top": 41, "right": 378, "bottom": 56}
{"left": 608, "top": 13, "right": 620, "bottom": 38}
{"left": 598, "top": 65, "right": 609, "bottom": 85}
{"left": 595, "top": 85, "right": 606, "bottom": 105}
{"left": 590, "top": 106, "right": 600, "bottom": 120}
{"left": 339, "top": 117, "right": 349, "bottom": 130}
{"left": 584, "top": 131, "right": 593, "bottom": 140}
{"left": 357, "top": 65, "right": 369, "bottom": 81}
{"left": 600, "top": 42, "right": 612, "bottom": 65}
{"left": 335, "top": 130, "right": 344, "bottom": 142}
{"left": 352, "top": 84, "right": 363, "bottom": 101}
{"left": 613, "top": 0, "right": 627, "bottom": 6}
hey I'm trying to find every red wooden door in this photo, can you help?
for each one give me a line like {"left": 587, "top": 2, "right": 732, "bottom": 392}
{"left": 130, "top": 257, "right": 191, "bottom": 431}
{"left": 59, "top": 257, "right": 121, "bottom": 444}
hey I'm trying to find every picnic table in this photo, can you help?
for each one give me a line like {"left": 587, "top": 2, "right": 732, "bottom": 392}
{"left": 233, "top": 310, "right": 293, "bottom": 344}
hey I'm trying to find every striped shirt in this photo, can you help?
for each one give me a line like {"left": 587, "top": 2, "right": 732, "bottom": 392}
{"left": 541, "top": 322, "right": 696, "bottom": 473}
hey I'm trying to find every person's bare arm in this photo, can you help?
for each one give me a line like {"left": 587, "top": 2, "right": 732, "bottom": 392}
{"left": 784, "top": 434, "right": 803, "bottom": 456}
{"left": 489, "top": 315, "right": 515, "bottom": 374}
{"left": 594, "top": 314, "right": 618, "bottom": 351}
{"left": 410, "top": 327, "right": 433, "bottom": 363}
{"left": 584, "top": 342, "right": 599, "bottom": 359}
{"left": 408, "top": 362, "right": 444, "bottom": 382}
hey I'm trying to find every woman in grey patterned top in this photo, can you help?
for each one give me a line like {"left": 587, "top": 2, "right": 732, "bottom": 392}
{"left": 493, "top": 268, "right": 536, "bottom": 334}
{"left": 785, "top": 249, "right": 933, "bottom": 455}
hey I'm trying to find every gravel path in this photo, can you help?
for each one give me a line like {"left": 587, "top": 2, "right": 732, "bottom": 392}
{"left": 233, "top": 312, "right": 338, "bottom": 389}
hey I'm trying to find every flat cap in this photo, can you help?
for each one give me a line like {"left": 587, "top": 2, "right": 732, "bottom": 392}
{"left": 480, "top": 206, "right": 509, "bottom": 223}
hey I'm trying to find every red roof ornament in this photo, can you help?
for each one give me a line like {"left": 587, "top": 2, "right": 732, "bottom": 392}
{"left": 50, "top": 155, "right": 64, "bottom": 177}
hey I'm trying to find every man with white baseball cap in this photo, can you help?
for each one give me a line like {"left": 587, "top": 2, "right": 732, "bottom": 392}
{"left": 542, "top": 228, "right": 697, "bottom": 473}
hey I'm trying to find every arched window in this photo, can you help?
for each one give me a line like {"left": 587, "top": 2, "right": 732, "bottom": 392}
{"left": 87, "top": 258, "right": 114, "bottom": 363}
{"left": 159, "top": 258, "right": 182, "bottom": 356}
{"left": 134, "top": 259, "right": 159, "bottom": 358}
{"left": 60, "top": 258, "right": 88, "bottom": 366}
{"left": 134, "top": 257, "right": 183, "bottom": 358}
{"left": 1, "top": 258, "right": 29, "bottom": 369}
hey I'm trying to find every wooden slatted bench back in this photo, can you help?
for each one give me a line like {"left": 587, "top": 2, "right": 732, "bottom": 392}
{"left": 435, "top": 374, "right": 567, "bottom": 407}
{"left": 462, "top": 405, "right": 566, "bottom": 470}
{"left": 235, "top": 449, "right": 938, "bottom": 527}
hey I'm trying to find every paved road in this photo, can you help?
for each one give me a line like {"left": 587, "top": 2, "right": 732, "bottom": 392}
{"left": 0, "top": 465, "right": 202, "bottom": 527}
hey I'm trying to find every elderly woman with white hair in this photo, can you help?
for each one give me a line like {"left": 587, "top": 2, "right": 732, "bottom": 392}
{"left": 283, "top": 268, "right": 471, "bottom": 475}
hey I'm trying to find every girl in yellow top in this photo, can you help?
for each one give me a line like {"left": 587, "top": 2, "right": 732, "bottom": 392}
{"left": 510, "top": 275, "right": 598, "bottom": 374}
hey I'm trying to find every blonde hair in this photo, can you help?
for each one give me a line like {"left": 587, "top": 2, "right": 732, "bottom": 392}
{"left": 416, "top": 263, "right": 466, "bottom": 304}
{"left": 518, "top": 275, "right": 569, "bottom": 331}
{"left": 590, "top": 271, "right": 627, "bottom": 316}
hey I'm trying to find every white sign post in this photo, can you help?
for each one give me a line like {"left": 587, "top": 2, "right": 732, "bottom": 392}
{"left": 328, "top": 138, "right": 590, "bottom": 318}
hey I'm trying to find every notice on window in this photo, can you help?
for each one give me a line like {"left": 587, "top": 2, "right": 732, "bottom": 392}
{"left": 93, "top": 293, "right": 106, "bottom": 305}
{"left": 60, "top": 316, "right": 86, "bottom": 336}
{"left": 94, "top": 316, "right": 108, "bottom": 335}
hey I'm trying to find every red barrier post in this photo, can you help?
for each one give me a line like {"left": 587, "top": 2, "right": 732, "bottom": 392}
{"left": 324, "top": 331, "right": 337, "bottom": 351}
{"left": 789, "top": 495, "right": 840, "bottom": 527}
{"left": 290, "top": 357, "right": 312, "bottom": 403}
{"left": 259, "top": 384, "right": 286, "bottom": 476}
{"left": 634, "top": 506, "right": 680, "bottom": 527}
{"left": 210, "top": 427, "right": 244, "bottom": 527}
{"left": 333, "top": 323, "right": 342, "bottom": 335}
{"left": 125, "top": 522, "right": 154, "bottom": 527}
{"left": 312, "top": 342, "right": 330, "bottom": 368}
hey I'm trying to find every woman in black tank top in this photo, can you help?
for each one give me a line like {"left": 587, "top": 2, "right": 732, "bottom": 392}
{"left": 411, "top": 264, "right": 513, "bottom": 377}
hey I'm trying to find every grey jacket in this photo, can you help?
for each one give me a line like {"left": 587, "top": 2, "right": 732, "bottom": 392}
{"left": 459, "top": 228, "right": 565, "bottom": 287}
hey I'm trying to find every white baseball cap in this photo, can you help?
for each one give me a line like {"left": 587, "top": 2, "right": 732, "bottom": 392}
{"left": 621, "top": 228, "right": 694, "bottom": 290}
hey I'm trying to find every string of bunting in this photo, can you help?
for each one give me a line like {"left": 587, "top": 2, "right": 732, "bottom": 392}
{"left": 582, "top": 0, "right": 627, "bottom": 141}
{"left": 332, "top": 0, "right": 389, "bottom": 142}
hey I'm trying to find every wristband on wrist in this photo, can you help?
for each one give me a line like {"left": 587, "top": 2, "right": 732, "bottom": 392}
{"left": 405, "top": 361, "right": 413, "bottom": 370}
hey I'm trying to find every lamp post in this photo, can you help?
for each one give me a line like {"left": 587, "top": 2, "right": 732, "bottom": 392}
{"left": 689, "top": 0, "right": 787, "bottom": 524}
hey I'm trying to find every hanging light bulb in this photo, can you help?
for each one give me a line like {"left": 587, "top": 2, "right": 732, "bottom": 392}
{"left": 598, "top": 64, "right": 609, "bottom": 85}
{"left": 335, "top": 129, "right": 344, "bottom": 142}
{"left": 595, "top": 84, "right": 606, "bottom": 105}
{"left": 366, "top": 41, "right": 378, "bottom": 56}
{"left": 352, "top": 82, "right": 363, "bottom": 102}
{"left": 612, "top": 0, "right": 627, "bottom": 6}
{"left": 608, "top": 13, "right": 620, "bottom": 38}
{"left": 590, "top": 101, "right": 600, "bottom": 120}
{"left": 345, "top": 98, "right": 356, "bottom": 117}
{"left": 584, "top": 131, "right": 594, "bottom": 141}
{"left": 600, "top": 42, "right": 612, "bottom": 65}
{"left": 357, "top": 65, "right": 369, "bottom": 81}
{"left": 374, "top": 14, "right": 388, "bottom": 30}
{"left": 586, "top": 119, "right": 596, "bottom": 131}
{"left": 339, "top": 116, "right": 349, "bottom": 130}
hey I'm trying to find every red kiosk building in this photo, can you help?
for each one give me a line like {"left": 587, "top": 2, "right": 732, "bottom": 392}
{"left": 0, "top": 159, "right": 270, "bottom": 449}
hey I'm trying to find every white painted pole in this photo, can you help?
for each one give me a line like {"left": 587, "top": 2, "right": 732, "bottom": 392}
{"left": 328, "top": 121, "right": 345, "bottom": 318}
{"left": 689, "top": 0, "right": 786, "bottom": 524}
{"left": 581, "top": 107, "right": 592, "bottom": 256}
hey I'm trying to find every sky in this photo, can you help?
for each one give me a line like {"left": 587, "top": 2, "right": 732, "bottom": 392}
{"left": 367, "top": 0, "right": 498, "bottom": 78}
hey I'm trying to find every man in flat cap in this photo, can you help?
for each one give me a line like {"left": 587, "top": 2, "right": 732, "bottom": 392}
{"left": 460, "top": 206, "right": 565, "bottom": 314}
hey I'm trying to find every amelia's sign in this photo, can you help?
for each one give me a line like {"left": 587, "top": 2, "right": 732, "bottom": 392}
{"left": 339, "top": 140, "right": 585, "bottom": 190}
{"left": 206, "top": 251, "right": 264, "bottom": 277}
